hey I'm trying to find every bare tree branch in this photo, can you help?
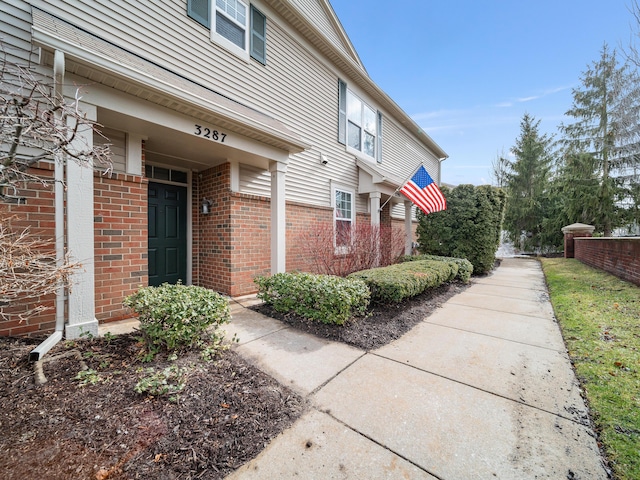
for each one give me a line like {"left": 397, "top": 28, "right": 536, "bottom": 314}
{"left": 1, "top": 41, "right": 112, "bottom": 198}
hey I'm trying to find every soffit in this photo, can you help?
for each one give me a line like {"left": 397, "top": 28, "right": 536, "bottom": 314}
{"left": 30, "top": 7, "right": 310, "bottom": 154}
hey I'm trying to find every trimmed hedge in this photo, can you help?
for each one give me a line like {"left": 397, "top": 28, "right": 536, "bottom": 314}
{"left": 348, "top": 259, "right": 458, "bottom": 304}
{"left": 416, "top": 184, "right": 506, "bottom": 274}
{"left": 401, "top": 254, "right": 473, "bottom": 283}
{"left": 254, "top": 272, "right": 370, "bottom": 325}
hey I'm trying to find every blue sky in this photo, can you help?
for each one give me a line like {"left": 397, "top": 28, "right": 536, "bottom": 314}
{"left": 331, "top": 0, "right": 634, "bottom": 186}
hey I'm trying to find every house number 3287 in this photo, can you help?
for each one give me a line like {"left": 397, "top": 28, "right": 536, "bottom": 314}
{"left": 194, "top": 124, "right": 227, "bottom": 143}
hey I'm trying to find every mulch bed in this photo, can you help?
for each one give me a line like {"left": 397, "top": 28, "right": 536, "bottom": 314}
{"left": 251, "top": 281, "right": 469, "bottom": 350}
{"left": 0, "top": 280, "right": 468, "bottom": 480}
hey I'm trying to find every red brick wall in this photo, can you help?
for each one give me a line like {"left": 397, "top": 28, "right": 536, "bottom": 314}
{"left": 197, "top": 165, "right": 375, "bottom": 297}
{"left": 228, "top": 192, "right": 271, "bottom": 295}
{"left": 93, "top": 170, "right": 148, "bottom": 323}
{"left": 0, "top": 164, "right": 57, "bottom": 336}
{"left": 1, "top": 151, "right": 148, "bottom": 336}
{"left": 286, "top": 201, "right": 334, "bottom": 273}
{"left": 196, "top": 164, "right": 234, "bottom": 294}
{"left": 574, "top": 237, "right": 640, "bottom": 286}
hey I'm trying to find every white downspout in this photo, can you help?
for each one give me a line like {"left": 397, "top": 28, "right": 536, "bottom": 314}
{"left": 30, "top": 50, "right": 66, "bottom": 362}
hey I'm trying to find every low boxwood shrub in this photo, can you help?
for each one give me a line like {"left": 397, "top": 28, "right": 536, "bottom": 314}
{"left": 254, "top": 272, "right": 370, "bottom": 325}
{"left": 348, "top": 260, "right": 458, "bottom": 304}
{"left": 123, "top": 282, "right": 230, "bottom": 359}
{"left": 401, "top": 254, "right": 473, "bottom": 283}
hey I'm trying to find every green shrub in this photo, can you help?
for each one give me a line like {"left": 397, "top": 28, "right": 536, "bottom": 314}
{"left": 401, "top": 254, "right": 473, "bottom": 283}
{"left": 254, "top": 272, "right": 370, "bottom": 325}
{"left": 348, "top": 260, "right": 458, "bottom": 304}
{"left": 123, "top": 282, "right": 230, "bottom": 359}
{"left": 416, "top": 184, "right": 506, "bottom": 274}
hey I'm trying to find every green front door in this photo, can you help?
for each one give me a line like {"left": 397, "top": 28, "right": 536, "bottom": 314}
{"left": 148, "top": 182, "right": 187, "bottom": 286}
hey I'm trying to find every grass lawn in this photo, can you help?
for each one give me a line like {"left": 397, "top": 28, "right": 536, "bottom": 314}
{"left": 540, "top": 258, "right": 640, "bottom": 480}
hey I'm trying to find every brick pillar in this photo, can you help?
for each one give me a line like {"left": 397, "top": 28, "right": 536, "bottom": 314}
{"left": 562, "top": 223, "right": 595, "bottom": 258}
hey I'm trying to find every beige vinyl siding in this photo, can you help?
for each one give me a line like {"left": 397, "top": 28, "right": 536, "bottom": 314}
{"left": 381, "top": 119, "right": 441, "bottom": 181}
{"left": 1, "top": 0, "right": 37, "bottom": 65}
{"left": 94, "top": 128, "right": 126, "bottom": 174}
{"left": 391, "top": 203, "right": 404, "bottom": 219}
{"left": 239, "top": 163, "right": 271, "bottom": 197}
{"left": 391, "top": 203, "right": 418, "bottom": 220}
{"left": 288, "top": 0, "right": 349, "bottom": 58}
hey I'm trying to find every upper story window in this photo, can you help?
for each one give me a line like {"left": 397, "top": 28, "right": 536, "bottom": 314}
{"left": 216, "top": 0, "right": 247, "bottom": 49}
{"left": 338, "top": 79, "right": 382, "bottom": 163}
{"left": 187, "top": 0, "right": 266, "bottom": 64}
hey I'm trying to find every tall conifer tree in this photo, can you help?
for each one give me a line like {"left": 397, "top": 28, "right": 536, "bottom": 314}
{"left": 559, "top": 44, "right": 640, "bottom": 235}
{"left": 503, "top": 113, "right": 553, "bottom": 252}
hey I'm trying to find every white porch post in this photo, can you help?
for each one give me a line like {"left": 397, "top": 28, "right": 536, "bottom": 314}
{"left": 370, "top": 192, "right": 381, "bottom": 227}
{"left": 370, "top": 192, "right": 381, "bottom": 267}
{"left": 405, "top": 201, "right": 413, "bottom": 255}
{"left": 270, "top": 160, "right": 287, "bottom": 274}
{"left": 65, "top": 104, "right": 98, "bottom": 339}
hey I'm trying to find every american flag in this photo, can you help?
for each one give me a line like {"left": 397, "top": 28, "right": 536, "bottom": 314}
{"left": 399, "top": 165, "right": 446, "bottom": 215}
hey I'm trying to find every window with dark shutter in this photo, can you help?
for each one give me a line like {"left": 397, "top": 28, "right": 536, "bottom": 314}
{"left": 188, "top": 0, "right": 210, "bottom": 28}
{"left": 376, "top": 111, "right": 383, "bottom": 163}
{"left": 338, "top": 79, "right": 347, "bottom": 144}
{"left": 250, "top": 5, "right": 267, "bottom": 64}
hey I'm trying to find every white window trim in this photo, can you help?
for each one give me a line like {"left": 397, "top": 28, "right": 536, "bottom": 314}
{"left": 331, "top": 183, "right": 356, "bottom": 254}
{"left": 342, "top": 86, "right": 379, "bottom": 162}
{"left": 212, "top": 0, "right": 251, "bottom": 61}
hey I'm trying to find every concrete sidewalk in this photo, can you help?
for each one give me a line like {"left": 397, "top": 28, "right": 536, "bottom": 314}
{"left": 224, "top": 258, "right": 608, "bottom": 480}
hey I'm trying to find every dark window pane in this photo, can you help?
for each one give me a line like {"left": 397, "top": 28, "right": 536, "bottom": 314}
{"left": 336, "top": 220, "right": 351, "bottom": 247}
{"left": 171, "top": 170, "right": 188, "bottom": 183}
{"left": 364, "top": 131, "right": 375, "bottom": 157}
{"left": 348, "top": 122, "right": 361, "bottom": 150}
{"left": 217, "top": 11, "right": 245, "bottom": 48}
{"left": 154, "top": 167, "right": 170, "bottom": 181}
{"left": 188, "top": 0, "right": 210, "bottom": 28}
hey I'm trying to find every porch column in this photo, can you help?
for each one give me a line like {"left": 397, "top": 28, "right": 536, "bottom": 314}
{"left": 370, "top": 192, "right": 381, "bottom": 227}
{"left": 562, "top": 223, "right": 595, "bottom": 258}
{"left": 270, "top": 160, "right": 287, "bottom": 274}
{"left": 65, "top": 103, "right": 98, "bottom": 338}
{"left": 370, "top": 192, "right": 381, "bottom": 267}
{"left": 405, "top": 201, "right": 413, "bottom": 255}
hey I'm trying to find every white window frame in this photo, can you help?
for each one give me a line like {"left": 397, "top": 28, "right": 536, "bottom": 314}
{"left": 332, "top": 184, "right": 355, "bottom": 254}
{"left": 338, "top": 80, "right": 381, "bottom": 162}
{"left": 213, "top": 0, "right": 250, "bottom": 59}
{"left": 188, "top": 0, "right": 266, "bottom": 63}
{"left": 346, "top": 90, "right": 377, "bottom": 159}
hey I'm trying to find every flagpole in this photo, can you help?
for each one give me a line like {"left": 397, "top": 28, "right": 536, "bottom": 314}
{"left": 378, "top": 162, "right": 425, "bottom": 212}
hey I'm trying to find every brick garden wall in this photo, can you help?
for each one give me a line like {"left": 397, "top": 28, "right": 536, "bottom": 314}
{"left": 574, "top": 237, "right": 640, "bottom": 286}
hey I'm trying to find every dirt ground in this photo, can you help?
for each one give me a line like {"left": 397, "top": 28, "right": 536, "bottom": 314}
{"left": 0, "top": 281, "right": 468, "bottom": 480}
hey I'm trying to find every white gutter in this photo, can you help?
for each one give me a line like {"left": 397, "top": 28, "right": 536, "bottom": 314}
{"left": 30, "top": 49, "right": 66, "bottom": 362}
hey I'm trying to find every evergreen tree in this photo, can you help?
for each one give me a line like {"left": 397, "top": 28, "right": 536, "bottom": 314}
{"left": 416, "top": 185, "right": 506, "bottom": 275}
{"left": 559, "top": 44, "right": 640, "bottom": 235}
{"left": 502, "top": 113, "right": 553, "bottom": 252}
